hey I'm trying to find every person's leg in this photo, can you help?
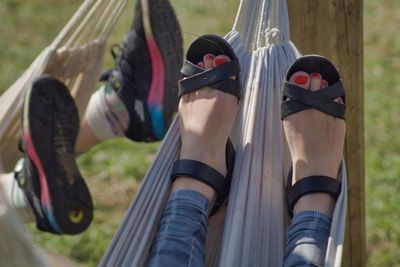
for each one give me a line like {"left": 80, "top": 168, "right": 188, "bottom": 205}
{"left": 0, "top": 189, "right": 47, "bottom": 267}
{"left": 76, "top": 0, "right": 182, "bottom": 153}
{"left": 0, "top": 172, "right": 34, "bottom": 221}
{"left": 282, "top": 62, "right": 345, "bottom": 266}
{"left": 148, "top": 40, "right": 239, "bottom": 266}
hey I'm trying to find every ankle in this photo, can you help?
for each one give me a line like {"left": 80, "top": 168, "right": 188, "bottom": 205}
{"left": 292, "top": 158, "right": 339, "bottom": 184}
{"left": 173, "top": 136, "right": 228, "bottom": 204}
{"left": 84, "top": 86, "right": 128, "bottom": 142}
{"left": 291, "top": 159, "right": 339, "bottom": 219}
{"left": 293, "top": 193, "right": 336, "bottom": 218}
{"left": 172, "top": 177, "right": 217, "bottom": 204}
{"left": 180, "top": 138, "right": 227, "bottom": 176}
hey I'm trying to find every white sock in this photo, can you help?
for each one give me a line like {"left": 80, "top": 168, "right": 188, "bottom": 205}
{"left": 0, "top": 173, "right": 34, "bottom": 222}
{"left": 85, "top": 84, "right": 130, "bottom": 140}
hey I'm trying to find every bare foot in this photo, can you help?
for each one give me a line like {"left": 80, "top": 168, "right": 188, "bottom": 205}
{"left": 171, "top": 54, "right": 238, "bottom": 204}
{"left": 283, "top": 71, "right": 346, "bottom": 218}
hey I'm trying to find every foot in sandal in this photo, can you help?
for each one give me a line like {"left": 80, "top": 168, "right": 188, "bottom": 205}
{"left": 172, "top": 55, "right": 239, "bottom": 206}
{"left": 171, "top": 35, "right": 241, "bottom": 212}
{"left": 281, "top": 55, "right": 346, "bottom": 267}
{"left": 148, "top": 35, "right": 241, "bottom": 267}
{"left": 282, "top": 55, "right": 346, "bottom": 218}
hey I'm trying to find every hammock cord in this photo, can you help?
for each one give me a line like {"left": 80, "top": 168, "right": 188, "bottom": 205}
{"left": 0, "top": 0, "right": 128, "bottom": 172}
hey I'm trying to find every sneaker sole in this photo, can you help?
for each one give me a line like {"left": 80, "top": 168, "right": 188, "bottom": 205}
{"left": 22, "top": 77, "right": 93, "bottom": 234}
{"left": 141, "top": 0, "right": 183, "bottom": 139}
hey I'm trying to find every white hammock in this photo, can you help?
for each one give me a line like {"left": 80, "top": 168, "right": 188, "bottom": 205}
{"left": 100, "top": 0, "right": 347, "bottom": 266}
{"left": 0, "top": 0, "right": 128, "bottom": 172}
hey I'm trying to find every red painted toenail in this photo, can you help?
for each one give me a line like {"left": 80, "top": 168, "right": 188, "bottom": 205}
{"left": 204, "top": 54, "right": 215, "bottom": 60}
{"left": 321, "top": 79, "right": 329, "bottom": 88}
{"left": 294, "top": 75, "right": 309, "bottom": 85}
{"left": 310, "top": 72, "right": 321, "bottom": 79}
{"left": 334, "top": 98, "right": 344, "bottom": 104}
{"left": 197, "top": 62, "right": 204, "bottom": 68}
{"left": 215, "top": 57, "right": 228, "bottom": 66}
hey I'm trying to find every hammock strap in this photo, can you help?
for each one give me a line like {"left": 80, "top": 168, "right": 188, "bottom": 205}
{"left": 232, "top": 0, "right": 291, "bottom": 50}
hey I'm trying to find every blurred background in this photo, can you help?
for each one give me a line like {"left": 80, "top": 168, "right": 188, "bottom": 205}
{"left": 0, "top": 0, "right": 399, "bottom": 266}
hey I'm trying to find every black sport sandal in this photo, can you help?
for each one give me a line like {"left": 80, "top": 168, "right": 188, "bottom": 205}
{"left": 171, "top": 34, "right": 241, "bottom": 215}
{"left": 281, "top": 55, "right": 345, "bottom": 215}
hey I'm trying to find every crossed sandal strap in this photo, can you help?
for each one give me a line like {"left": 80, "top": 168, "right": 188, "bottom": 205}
{"left": 281, "top": 55, "right": 347, "bottom": 120}
{"left": 287, "top": 175, "right": 341, "bottom": 213}
{"left": 178, "top": 60, "right": 241, "bottom": 99}
{"left": 177, "top": 34, "right": 241, "bottom": 100}
{"left": 281, "top": 81, "right": 346, "bottom": 120}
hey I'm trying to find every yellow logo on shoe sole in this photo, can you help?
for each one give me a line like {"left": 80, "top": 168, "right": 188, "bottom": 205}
{"left": 69, "top": 209, "right": 84, "bottom": 223}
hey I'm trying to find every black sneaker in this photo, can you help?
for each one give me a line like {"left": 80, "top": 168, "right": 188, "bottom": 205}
{"left": 15, "top": 76, "right": 93, "bottom": 235}
{"left": 103, "top": 0, "right": 183, "bottom": 141}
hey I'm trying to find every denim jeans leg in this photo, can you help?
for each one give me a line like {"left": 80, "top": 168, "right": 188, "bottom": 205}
{"left": 148, "top": 189, "right": 210, "bottom": 267}
{"left": 283, "top": 210, "right": 332, "bottom": 267}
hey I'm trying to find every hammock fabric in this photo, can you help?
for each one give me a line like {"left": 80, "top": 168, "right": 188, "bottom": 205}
{"left": 0, "top": 0, "right": 128, "bottom": 172}
{"left": 100, "top": 0, "right": 347, "bottom": 267}
{"left": 0, "top": 192, "right": 48, "bottom": 267}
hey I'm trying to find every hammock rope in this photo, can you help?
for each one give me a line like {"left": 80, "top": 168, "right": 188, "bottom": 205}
{"left": 0, "top": 0, "right": 128, "bottom": 172}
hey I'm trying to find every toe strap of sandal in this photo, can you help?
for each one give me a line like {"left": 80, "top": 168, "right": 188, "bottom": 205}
{"left": 171, "top": 139, "right": 235, "bottom": 216}
{"left": 178, "top": 60, "right": 241, "bottom": 100}
{"left": 280, "top": 55, "right": 346, "bottom": 120}
{"left": 287, "top": 175, "right": 341, "bottom": 213}
{"left": 178, "top": 34, "right": 242, "bottom": 100}
{"left": 281, "top": 81, "right": 346, "bottom": 120}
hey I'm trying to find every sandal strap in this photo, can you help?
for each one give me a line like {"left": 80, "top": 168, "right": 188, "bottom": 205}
{"left": 171, "top": 160, "right": 229, "bottom": 215}
{"left": 178, "top": 60, "right": 241, "bottom": 99}
{"left": 287, "top": 175, "right": 341, "bottom": 213}
{"left": 281, "top": 81, "right": 346, "bottom": 120}
{"left": 171, "top": 139, "right": 235, "bottom": 215}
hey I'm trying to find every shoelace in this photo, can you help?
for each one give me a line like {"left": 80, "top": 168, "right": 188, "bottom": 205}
{"left": 99, "top": 44, "right": 122, "bottom": 82}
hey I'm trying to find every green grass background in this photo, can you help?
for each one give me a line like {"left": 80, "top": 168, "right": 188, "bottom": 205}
{"left": 0, "top": 0, "right": 398, "bottom": 266}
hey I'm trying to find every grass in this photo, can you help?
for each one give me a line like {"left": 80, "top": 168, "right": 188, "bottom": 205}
{"left": 0, "top": 0, "right": 82, "bottom": 92}
{"left": 364, "top": 0, "right": 400, "bottom": 265}
{"left": 1, "top": 0, "right": 400, "bottom": 266}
